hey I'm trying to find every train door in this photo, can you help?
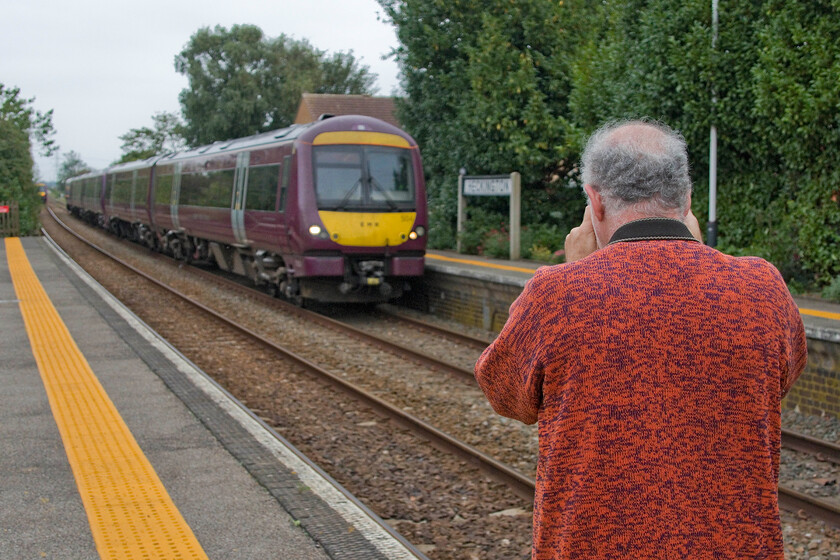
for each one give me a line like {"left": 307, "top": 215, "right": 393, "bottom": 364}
{"left": 241, "top": 152, "right": 289, "bottom": 254}
{"left": 231, "top": 151, "right": 249, "bottom": 245}
{"left": 170, "top": 162, "right": 182, "bottom": 231}
{"left": 129, "top": 170, "right": 138, "bottom": 222}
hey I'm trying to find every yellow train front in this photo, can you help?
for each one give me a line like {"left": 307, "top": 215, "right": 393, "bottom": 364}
{"left": 286, "top": 115, "right": 427, "bottom": 303}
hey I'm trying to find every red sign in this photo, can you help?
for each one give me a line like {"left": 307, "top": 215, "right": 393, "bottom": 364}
{"left": 0, "top": 206, "right": 9, "bottom": 214}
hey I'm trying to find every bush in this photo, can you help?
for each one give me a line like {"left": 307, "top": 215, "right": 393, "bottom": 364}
{"left": 822, "top": 276, "right": 840, "bottom": 303}
{"left": 481, "top": 229, "right": 509, "bottom": 258}
{"left": 521, "top": 223, "right": 566, "bottom": 260}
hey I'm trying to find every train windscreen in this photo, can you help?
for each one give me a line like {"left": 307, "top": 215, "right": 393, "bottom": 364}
{"left": 313, "top": 146, "right": 414, "bottom": 211}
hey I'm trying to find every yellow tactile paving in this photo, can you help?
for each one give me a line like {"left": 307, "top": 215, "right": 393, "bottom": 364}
{"left": 5, "top": 238, "right": 208, "bottom": 560}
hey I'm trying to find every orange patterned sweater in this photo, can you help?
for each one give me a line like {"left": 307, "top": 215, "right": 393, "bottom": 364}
{"left": 475, "top": 219, "right": 807, "bottom": 559}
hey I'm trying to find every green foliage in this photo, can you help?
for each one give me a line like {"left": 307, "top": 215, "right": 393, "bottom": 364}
{"left": 175, "top": 24, "right": 376, "bottom": 146}
{"left": 379, "top": 0, "right": 597, "bottom": 251}
{"left": 0, "top": 117, "right": 40, "bottom": 234}
{"left": 381, "top": 0, "right": 840, "bottom": 291}
{"left": 822, "top": 276, "right": 840, "bottom": 303}
{"left": 57, "top": 151, "right": 90, "bottom": 191}
{"left": 118, "top": 112, "right": 186, "bottom": 163}
{"left": 0, "top": 83, "right": 57, "bottom": 157}
{"left": 521, "top": 223, "right": 566, "bottom": 262}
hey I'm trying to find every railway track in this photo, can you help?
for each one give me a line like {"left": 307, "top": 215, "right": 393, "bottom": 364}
{"left": 44, "top": 206, "right": 840, "bottom": 534}
{"left": 43, "top": 206, "right": 536, "bottom": 558}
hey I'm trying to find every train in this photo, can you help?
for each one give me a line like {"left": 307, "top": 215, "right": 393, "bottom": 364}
{"left": 66, "top": 115, "right": 427, "bottom": 304}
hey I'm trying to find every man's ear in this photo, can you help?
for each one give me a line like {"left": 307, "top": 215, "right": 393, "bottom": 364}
{"left": 584, "top": 184, "right": 605, "bottom": 222}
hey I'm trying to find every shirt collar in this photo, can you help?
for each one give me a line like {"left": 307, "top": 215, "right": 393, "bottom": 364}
{"left": 608, "top": 217, "right": 700, "bottom": 245}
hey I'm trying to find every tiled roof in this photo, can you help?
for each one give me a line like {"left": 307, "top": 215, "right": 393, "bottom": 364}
{"left": 294, "top": 94, "right": 400, "bottom": 127}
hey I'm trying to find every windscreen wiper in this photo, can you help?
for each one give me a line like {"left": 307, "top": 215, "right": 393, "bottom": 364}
{"left": 334, "top": 178, "right": 363, "bottom": 211}
{"left": 369, "top": 177, "right": 399, "bottom": 210}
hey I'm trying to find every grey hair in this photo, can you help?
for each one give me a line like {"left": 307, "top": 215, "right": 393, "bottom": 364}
{"left": 580, "top": 119, "right": 692, "bottom": 215}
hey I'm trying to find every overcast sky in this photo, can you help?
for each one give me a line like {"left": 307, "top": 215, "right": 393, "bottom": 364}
{"left": 2, "top": 0, "right": 402, "bottom": 182}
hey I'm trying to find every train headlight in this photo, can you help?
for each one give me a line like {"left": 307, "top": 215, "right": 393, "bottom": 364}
{"left": 309, "top": 224, "right": 330, "bottom": 239}
{"left": 409, "top": 226, "right": 426, "bottom": 240}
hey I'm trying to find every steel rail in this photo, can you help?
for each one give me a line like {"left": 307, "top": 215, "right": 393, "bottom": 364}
{"left": 375, "top": 305, "right": 496, "bottom": 348}
{"left": 46, "top": 207, "right": 536, "bottom": 500}
{"left": 782, "top": 429, "right": 840, "bottom": 465}
{"left": 779, "top": 486, "right": 840, "bottom": 528}
{"left": 151, "top": 254, "right": 485, "bottom": 382}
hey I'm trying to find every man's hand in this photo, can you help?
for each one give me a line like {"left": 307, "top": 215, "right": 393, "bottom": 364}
{"left": 564, "top": 205, "right": 599, "bottom": 263}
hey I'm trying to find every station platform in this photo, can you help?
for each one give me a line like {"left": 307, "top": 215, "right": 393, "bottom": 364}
{"left": 1, "top": 236, "right": 424, "bottom": 560}
{"left": 425, "top": 249, "right": 840, "bottom": 337}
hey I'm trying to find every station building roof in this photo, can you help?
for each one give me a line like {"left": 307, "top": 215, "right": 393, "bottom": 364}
{"left": 294, "top": 93, "right": 400, "bottom": 128}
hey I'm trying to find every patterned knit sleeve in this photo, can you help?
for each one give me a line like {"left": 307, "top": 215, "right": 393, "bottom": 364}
{"left": 474, "top": 271, "right": 547, "bottom": 425}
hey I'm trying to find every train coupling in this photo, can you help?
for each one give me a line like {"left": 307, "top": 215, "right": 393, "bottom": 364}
{"left": 339, "top": 260, "right": 391, "bottom": 296}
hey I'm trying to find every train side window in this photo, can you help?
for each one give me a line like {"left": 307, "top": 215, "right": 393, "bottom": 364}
{"left": 155, "top": 173, "right": 173, "bottom": 205}
{"left": 245, "top": 164, "right": 280, "bottom": 211}
{"left": 180, "top": 169, "right": 234, "bottom": 208}
{"left": 113, "top": 172, "right": 133, "bottom": 204}
{"left": 135, "top": 169, "right": 151, "bottom": 205}
{"left": 279, "top": 155, "right": 291, "bottom": 212}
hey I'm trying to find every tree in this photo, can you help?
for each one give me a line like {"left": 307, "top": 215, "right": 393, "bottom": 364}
{"left": 750, "top": 0, "right": 840, "bottom": 284}
{"left": 0, "top": 83, "right": 58, "bottom": 157}
{"left": 382, "top": 0, "right": 839, "bottom": 284}
{"left": 378, "top": 0, "right": 595, "bottom": 248}
{"left": 118, "top": 112, "right": 187, "bottom": 163}
{"left": 0, "top": 117, "right": 40, "bottom": 234}
{"left": 175, "top": 24, "right": 377, "bottom": 146}
{"left": 57, "top": 151, "right": 90, "bottom": 188}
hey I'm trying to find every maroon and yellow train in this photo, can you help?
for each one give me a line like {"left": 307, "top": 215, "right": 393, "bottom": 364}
{"left": 67, "top": 115, "right": 427, "bottom": 304}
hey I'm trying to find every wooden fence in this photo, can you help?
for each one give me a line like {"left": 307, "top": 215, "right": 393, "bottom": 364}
{"left": 0, "top": 201, "right": 20, "bottom": 237}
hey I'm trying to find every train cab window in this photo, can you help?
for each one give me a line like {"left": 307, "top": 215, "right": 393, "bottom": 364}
{"left": 314, "top": 148, "right": 363, "bottom": 206}
{"left": 313, "top": 145, "right": 414, "bottom": 211}
{"left": 245, "top": 164, "right": 280, "bottom": 211}
{"left": 367, "top": 148, "right": 414, "bottom": 203}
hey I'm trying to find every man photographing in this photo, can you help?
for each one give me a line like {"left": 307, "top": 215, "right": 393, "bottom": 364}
{"left": 475, "top": 120, "right": 807, "bottom": 559}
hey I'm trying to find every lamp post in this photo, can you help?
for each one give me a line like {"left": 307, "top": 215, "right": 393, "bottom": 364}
{"left": 707, "top": 0, "right": 719, "bottom": 247}
{"left": 456, "top": 167, "right": 467, "bottom": 253}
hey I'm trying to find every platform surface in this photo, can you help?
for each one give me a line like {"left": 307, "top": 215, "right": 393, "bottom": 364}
{"left": 1, "top": 236, "right": 423, "bottom": 560}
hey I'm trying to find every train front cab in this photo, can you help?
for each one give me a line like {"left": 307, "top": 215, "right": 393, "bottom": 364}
{"left": 288, "top": 118, "right": 427, "bottom": 303}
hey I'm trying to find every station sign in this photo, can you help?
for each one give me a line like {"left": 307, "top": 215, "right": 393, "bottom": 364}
{"left": 463, "top": 175, "right": 512, "bottom": 196}
{"left": 457, "top": 172, "right": 522, "bottom": 259}
{"left": 0, "top": 206, "right": 9, "bottom": 214}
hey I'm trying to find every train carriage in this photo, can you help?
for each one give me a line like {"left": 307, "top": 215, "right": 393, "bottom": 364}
{"left": 104, "top": 158, "right": 155, "bottom": 243}
{"left": 67, "top": 171, "right": 107, "bottom": 225}
{"left": 66, "top": 115, "right": 427, "bottom": 304}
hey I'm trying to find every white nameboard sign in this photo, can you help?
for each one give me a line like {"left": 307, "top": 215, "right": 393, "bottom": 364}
{"left": 463, "top": 176, "right": 512, "bottom": 196}
{"left": 457, "top": 172, "right": 521, "bottom": 260}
